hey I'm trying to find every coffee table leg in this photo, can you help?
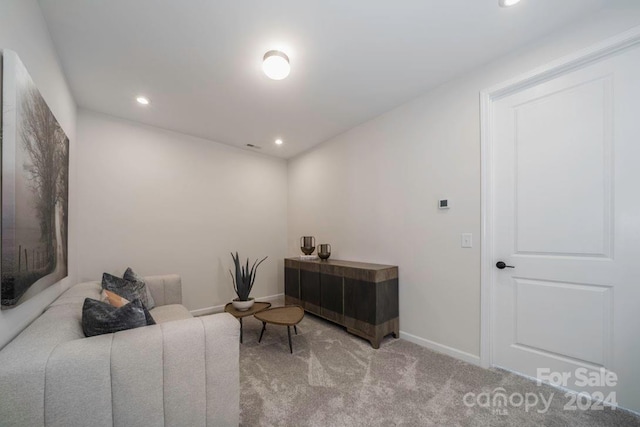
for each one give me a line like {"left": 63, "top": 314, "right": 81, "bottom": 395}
{"left": 294, "top": 325, "right": 298, "bottom": 335}
{"left": 258, "top": 322, "right": 266, "bottom": 343}
{"left": 239, "top": 318, "right": 243, "bottom": 344}
{"left": 287, "top": 326, "right": 293, "bottom": 354}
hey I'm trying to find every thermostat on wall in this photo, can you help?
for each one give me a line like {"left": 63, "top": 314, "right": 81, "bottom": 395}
{"left": 438, "top": 199, "right": 450, "bottom": 209}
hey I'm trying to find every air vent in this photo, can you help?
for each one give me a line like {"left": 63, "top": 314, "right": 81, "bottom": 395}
{"left": 246, "top": 144, "right": 262, "bottom": 149}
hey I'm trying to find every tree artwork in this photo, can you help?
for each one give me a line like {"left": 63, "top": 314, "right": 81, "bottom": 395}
{"left": 1, "top": 50, "right": 69, "bottom": 308}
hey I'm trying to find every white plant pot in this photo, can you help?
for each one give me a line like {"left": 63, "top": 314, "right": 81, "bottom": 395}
{"left": 232, "top": 298, "right": 255, "bottom": 311}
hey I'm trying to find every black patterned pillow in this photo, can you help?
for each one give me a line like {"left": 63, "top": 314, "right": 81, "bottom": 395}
{"left": 82, "top": 298, "right": 153, "bottom": 337}
{"left": 102, "top": 273, "right": 151, "bottom": 308}
{"left": 141, "top": 303, "right": 156, "bottom": 326}
{"left": 123, "top": 267, "right": 155, "bottom": 310}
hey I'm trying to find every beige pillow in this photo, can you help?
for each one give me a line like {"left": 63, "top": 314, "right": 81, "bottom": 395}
{"left": 102, "top": 289, "right": 130, "bottom": 308}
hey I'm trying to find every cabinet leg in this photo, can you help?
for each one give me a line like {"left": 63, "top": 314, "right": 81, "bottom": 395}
{"left": 239, "top": 318, "right": 243, "bottom": 343}
{"left": 391, "top": 319, "right": 400, "bottom": 338}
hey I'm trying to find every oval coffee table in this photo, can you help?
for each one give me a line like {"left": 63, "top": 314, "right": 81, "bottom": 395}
{"left": 224, "top": 302, "right": 271, "bottom": 343}
{"left": 254, "top": 306, "right": 304, "bottom": 353}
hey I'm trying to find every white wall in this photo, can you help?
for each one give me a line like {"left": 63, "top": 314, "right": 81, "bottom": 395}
{"left": 0, "top": 0, "right": 77, "bottom": 349}
{"left": 288, "top": 6, "right": 640, "bottom": 362}
{"left": 76, "top": 110, "right": 287, "bottom": 312}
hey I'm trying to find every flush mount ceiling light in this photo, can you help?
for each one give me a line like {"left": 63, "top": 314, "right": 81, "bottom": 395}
{"left": 136, "top": 96, "right": 150, "bottom": 105}
{"left": 275, "top": 138, "right": 283, "bottom": 145}
{"left": 262, "top": 50, "right": 290, "bottom": 80}
{"left": 499, "top": 0, "right": 521, "bottom": 7}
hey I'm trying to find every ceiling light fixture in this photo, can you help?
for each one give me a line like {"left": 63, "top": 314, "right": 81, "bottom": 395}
{"left": 275, "top": 138, "right": 283, "bottom": 145}
{"left": 262, "top": 50, "right": 290, "bottom": 80}
{"left": 499, "top": 0, "right": 521, "bottom": 7}
{"left": 136, "top": 96, "right": 150, "bottom": 105}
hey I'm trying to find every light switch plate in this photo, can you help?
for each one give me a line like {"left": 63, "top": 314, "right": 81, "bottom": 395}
{"left": 461, "top": 233, "right": 472, "bottom": 248}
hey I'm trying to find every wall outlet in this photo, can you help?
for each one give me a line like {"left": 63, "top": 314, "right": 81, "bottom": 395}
{"left": 461, "top": 233, "right": 472, "bottom": 248}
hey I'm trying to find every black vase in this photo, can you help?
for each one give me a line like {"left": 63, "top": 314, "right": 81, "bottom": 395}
{"left": 318, "top": 244, "right": 331, "bottom": 260}
{"left": 300, "top": 236, "right": 315, "bottom": 255}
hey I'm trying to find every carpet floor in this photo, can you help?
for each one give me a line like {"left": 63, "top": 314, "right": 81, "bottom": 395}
{"left": 239, "top": 308, "right": 639, "bottom": 427}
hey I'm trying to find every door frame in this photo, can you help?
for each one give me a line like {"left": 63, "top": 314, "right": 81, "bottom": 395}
{"left": 479, "top": 26, "right": 640, "bottom": 369}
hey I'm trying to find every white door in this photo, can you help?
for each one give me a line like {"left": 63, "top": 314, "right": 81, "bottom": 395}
{"left": 491, "top": 43, "right": 640, "bottom": 412}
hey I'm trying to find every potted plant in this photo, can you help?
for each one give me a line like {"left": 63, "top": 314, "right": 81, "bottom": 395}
{"left": 229, "top": 252, "right": 267, "bottom": 311}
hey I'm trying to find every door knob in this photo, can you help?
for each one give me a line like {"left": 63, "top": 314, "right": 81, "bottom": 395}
{"left": 496, "top": 261, "right": 515, "bottom": 269}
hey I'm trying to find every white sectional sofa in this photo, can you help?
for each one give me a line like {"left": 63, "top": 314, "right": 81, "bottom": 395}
{"left": 0, "top": 275, "right": 240, "bottom": 427}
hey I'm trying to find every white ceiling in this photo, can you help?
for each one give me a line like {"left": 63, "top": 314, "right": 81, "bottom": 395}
{"left": 38, "top": 0, "right": 606, "bottom": 158}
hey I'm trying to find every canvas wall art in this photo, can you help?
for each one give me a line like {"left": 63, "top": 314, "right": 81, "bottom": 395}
{"left": 1, "top": 50, "right": 69, "bottom": 308}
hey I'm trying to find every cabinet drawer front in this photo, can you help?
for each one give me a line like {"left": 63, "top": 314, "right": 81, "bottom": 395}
{"left": 344, "top": 278, "right": 376, "bottom": 325}
{"left": 320, "top": 273, "right": 343, "bottom": 315}
{"left": 300, "top": 269, "right": 320, "bottom": 307}
{"left": 284, "top": 267, "right": 300, "bottom": 299}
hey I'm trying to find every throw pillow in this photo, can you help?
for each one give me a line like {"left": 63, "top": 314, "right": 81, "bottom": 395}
{"left": 123, "top": 267, "right": 155, "bottom": 310}
{"left": 82, "top": 298, "right": 149, "bottom": 337}
{"left": 141, "top": 303, "right": 156, "bottom": 326}
{"left": 102, "top": 273, "right": 151, "bottom": 308}
{"left": 103, "top": 289, "right": 130, "bottom": 308}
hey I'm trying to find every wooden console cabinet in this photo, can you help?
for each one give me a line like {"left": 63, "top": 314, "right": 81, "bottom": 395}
{"left": 284, "top": 257, "right": 399, "bottom": 349}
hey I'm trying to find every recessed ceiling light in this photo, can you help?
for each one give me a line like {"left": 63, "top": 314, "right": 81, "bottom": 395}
{"left": 263, "top": 50, "right": 290, "bottom": 80}
{"left": 275, "top": 138, "right": 283, "bottom": 145}
{"left": 136, "top": 96, "right": 150, "bottom": 105}
{"left": 499, "top": 0, "right": 521, "bottom": 7}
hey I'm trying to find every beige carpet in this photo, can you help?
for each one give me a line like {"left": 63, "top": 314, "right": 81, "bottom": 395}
{"left": 239, "top": 309, "right": 639, "bottom": 427}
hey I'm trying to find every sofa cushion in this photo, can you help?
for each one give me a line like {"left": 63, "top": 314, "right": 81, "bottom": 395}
{"left": 102, "top": 273, "right": 152, "bottom": 308}
{"left": 48, "top": 281, "right": 102, "bottom": 309}
{"left": 0, "top": 302, "right": 86, "bottom": 427}
{"left": 124, "top": 267, "right": 156, "bottom": 310}
{"left": 149, "top": 304, "right": 193, "bottom": 324}
{"left": 82, "top": 298, "right": 150, "bottom": 337}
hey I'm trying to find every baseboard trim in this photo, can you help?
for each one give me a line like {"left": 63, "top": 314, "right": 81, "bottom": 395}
{"left": 400, "top": 331, "right": 481, "bottom": 366}
{"left": 190, "top": 293, "right": 284, "bottom": 317}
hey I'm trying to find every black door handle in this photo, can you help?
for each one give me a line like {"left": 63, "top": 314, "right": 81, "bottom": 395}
{"left": 496, "top": 261, "right": 515, "bottom": 269}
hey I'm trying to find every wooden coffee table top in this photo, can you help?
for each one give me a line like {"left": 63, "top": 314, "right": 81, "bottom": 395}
{"left": 224, "top": 302, "right": 271, "bottom": 318}
{"left": 254, "top": 305, "right": 304, "bottom": 326}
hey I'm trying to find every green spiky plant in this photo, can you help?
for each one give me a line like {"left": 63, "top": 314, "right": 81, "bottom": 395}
{"left": 229, "top": 252, "right": 268, "bottom": 301}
